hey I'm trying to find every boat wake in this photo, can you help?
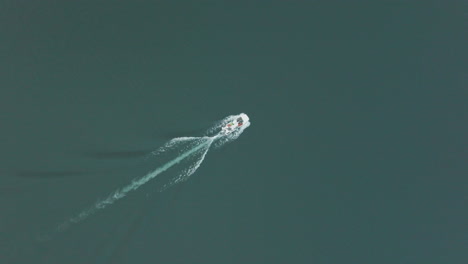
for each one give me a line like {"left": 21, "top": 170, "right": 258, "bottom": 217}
{"left": 44, "top": 113, "right": 250, "bottom": 238}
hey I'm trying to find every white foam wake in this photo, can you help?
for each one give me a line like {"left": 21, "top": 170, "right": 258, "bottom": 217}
{"left": 50, "top": 113, "right": 250, "bottom": 235}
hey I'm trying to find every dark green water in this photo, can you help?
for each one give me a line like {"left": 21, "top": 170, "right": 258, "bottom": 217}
{"left": 1, "top": 2, "right": 465, "bottom": 264}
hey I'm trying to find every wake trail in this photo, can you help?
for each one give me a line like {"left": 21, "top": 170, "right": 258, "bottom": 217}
{"left": 56, "top": 136, "right": 216, "bottom": 232}
{"left": 41, "top": 113, "right": 249, "bottom": 239}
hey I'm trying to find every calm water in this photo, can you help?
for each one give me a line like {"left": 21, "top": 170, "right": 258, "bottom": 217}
{"left": 1, "top": 2, "right": 465, "bottom": 264}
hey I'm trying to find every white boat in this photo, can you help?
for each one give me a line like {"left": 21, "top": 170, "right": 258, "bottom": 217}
{"left": 220, "top": 113, "right": 249, "bottom": 135}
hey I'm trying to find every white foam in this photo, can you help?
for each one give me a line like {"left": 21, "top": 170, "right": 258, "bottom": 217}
{"left": 50, "top": 113, "right": 250, "bottom": 236}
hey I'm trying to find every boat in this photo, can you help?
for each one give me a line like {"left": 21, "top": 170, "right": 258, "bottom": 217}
{"left": 220, "top": 113, "right": 249, "bottom": 135}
